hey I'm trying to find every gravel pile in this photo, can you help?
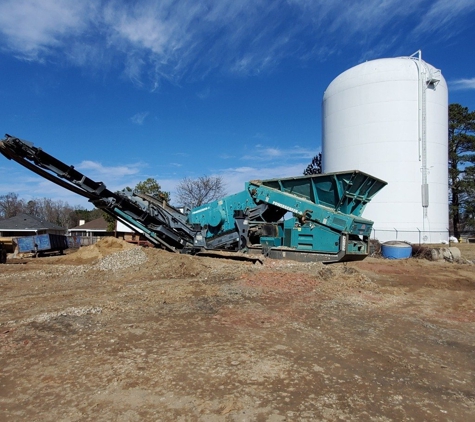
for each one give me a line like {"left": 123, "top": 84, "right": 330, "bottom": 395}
{"left": 96, "top": 247, "right": 148, "bottom": 272}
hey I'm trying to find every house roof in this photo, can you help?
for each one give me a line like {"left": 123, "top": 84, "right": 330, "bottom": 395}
{"left": 69, "top": 217, "right": 108, "bottom": 231}
{"left": 0, "top": 213, "right": 65, "bottom": 231}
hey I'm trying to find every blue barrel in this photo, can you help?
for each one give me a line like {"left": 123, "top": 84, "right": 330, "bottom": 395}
{"left": 381, "top": 241, "right": 412, "bottom": 259}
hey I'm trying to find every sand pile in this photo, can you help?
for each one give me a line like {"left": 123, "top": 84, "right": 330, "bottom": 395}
{"left": 58, "top": 237, "right": 137, "bottom": 264}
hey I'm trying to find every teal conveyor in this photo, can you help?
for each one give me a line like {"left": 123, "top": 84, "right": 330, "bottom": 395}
{"left": 1, "top": 134, "right": 386, "bottom": 263}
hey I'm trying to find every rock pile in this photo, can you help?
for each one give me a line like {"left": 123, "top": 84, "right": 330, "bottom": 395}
{"left": 96, "top": 247, "right": 148, "bottom": 272}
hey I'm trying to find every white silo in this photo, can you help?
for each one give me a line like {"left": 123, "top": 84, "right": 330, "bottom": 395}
{"left": 322, "top": 51, "right": 448, "bottom": 244}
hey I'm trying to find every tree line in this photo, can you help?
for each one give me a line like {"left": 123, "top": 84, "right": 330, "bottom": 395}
{"left": 0, "top": 192, "right": 104, "bottom": 228}
{"left": 0, "top": 176, "right": 227, "bottom": 229}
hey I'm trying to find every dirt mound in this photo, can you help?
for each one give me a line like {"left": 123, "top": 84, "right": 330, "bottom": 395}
{"left": 93, "top": 237, "right": 136, "bottom": 254}
{"left": 55, "top": 237, "right": 137, "bottom": 264}
{"left": 137, "top": 248, "right": 214, "bottom": 279}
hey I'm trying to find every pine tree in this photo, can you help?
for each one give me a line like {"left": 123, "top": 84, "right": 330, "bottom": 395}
{"left": 303, "top": 152, "right": 322, "bottom": 175}
{"left": 449, "top": 103, "right": 475, "bottom": 238}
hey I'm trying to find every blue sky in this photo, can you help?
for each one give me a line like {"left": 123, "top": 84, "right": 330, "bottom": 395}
{"left": 1, "top": 0, "right": 474, "bottom": 209}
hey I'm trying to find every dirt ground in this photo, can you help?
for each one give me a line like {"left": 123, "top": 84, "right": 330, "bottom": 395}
{"left": 1, "top": 239, "right": 474, "bottom": 421}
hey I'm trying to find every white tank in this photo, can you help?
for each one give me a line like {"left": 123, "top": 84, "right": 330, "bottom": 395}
{"left": 322, "top": 52, "right": 448, "bottom": 244}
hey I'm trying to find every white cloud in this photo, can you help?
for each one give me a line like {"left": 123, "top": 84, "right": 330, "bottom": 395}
{"left": 76, "top": 160, "right": 141, "bottom": 178}
{"left": 0, "top": 163, "right": 92, "bottom": 208}
{"left": 0, "top": 0, "right": 93, "bottom": 60}
{"left": 130, "top": 112, "right": 149, "bottom": 125}
{"left": 412, "top": 0, "right": 475, "bottom": 37}
{"left": 450, "top": 77, "right": 475, "bottom": 91}
{"left": 0, "top": 1, "right": 474, "bottom": 86}
{"left": 217, "top": 163, "right": 310, "bottom": 196}
{"left": 196, "top": 87, "right": 211, "bottom": 100}
{"left": 218, "top": 153, "right": 235, "bottom": 160}
{"left": 242, "top": 145, "right": 316, "bottom": 161}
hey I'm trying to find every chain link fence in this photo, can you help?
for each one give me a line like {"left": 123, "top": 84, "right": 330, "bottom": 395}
{"left": 371, "top": 228, "right": 450, "bottom": 245}
{"left": 67, "top": 235, "right": 104, "bottom": 248}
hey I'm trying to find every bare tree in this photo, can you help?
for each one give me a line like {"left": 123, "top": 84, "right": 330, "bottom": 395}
{"left": 0, "top": 192, "right": 24, "bottom": 219}
{"left": 176, "top": 176, "right": 227, "bottom": 209}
